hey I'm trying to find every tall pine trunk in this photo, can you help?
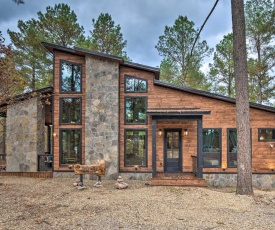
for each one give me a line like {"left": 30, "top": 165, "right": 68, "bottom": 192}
{"left": 231, "top": 0, "right": 253, "bottom": 195}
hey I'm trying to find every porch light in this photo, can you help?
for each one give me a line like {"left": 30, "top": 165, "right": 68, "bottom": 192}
{"left": 184, "top": 129, "right": 188, "bottom": 136}
{"left": 158, "top": 129, "right": 163, "bottom": 137}
{"left": 53, "top": 132, "right": 57, "bottom": 137}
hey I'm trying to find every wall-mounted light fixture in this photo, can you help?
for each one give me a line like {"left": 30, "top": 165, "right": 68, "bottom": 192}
{"left": 158, "top": 129, "right": 163, "bottom": 137}
{"left": 53, "top": 132, "right": 57, "bottom": 137}
{"left": 184, "top": 129, "right": 188, "bottom": 136}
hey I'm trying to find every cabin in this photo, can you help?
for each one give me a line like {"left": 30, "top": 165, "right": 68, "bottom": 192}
{"left": 0, "top": 42, "right": 275, "bottom": 188}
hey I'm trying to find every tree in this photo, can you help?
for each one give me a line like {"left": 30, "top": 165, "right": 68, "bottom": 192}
{"left": 12, "top": 0, "right": 24, "bottom": 4}
{"left": 231, "top": 0, "right": 253, "bottom": 195}
{"left": 155, "top": 15, "right": 212, "bottom": 89}
{"left": 8, "top": 3, "right": 85, "bottom": 90}
{"left": 245, "top": 0, "right": 275, "bottom": 104}
{"left": 81, "top": 13, "right": 129, "bottom": 59}
{"left": 209, "top": 33, "right": 235, "bottom": 97}
{"left": 37, "top": 3, "right": 85, "bottom": 47}
{"left": 8, "top": 19, "right": 51, "bottom": 91}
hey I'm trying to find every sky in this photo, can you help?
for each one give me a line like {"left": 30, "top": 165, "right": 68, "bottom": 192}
{"left": 0, "top": 0, "right": 232, "bottom": 70}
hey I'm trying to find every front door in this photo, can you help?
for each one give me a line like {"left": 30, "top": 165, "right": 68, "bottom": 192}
{"left": 164, "top": 130, "right": 182, "bottom": 172}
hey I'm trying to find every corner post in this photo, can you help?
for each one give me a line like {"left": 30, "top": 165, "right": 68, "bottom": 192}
{"left": 152, "top": 118, "right": 157, "bottom": 178}
{"left": 197, "top": 117, "right": 203, "bottom": 178}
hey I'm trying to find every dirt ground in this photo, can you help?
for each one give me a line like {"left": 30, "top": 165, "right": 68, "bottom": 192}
{"left": 0, "top": 176, "right": 275, "bottom": 230}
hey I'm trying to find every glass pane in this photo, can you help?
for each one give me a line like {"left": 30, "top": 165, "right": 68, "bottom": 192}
{"left": 60, "top": 129, "right": 81, "bottom": 165}
{"left": 167, "top": 132, "right": 179, "bottom": 158}
{"left": 61, "top": 62, "right": 81, "bottom": 92}
{"left": 259, "top": 129, "right": 275, "bottom": 141}
{"left": 203, "top": 129, "right": 221, "bottom": 167}
{"left": 125, "top": 76, "right": 147, "bottom": 92}
{"left": 125, "top": 130, "right": 147, "bottom": 166}
{"left": 125, "top": 98, "right": 146, "bottom": 123}
{"left": 228, "top": 129, "right": 237, "bottom": 167}
{"left": 60, "top": 98, "right": 81, "bottom": 124}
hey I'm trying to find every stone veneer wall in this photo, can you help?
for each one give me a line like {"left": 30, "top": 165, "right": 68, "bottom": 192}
{"left": 85, "top": 56, "right": 119, "bottom": 179}
{"left": 6, "top": 98, "right": 44, "bottom": 172}
{"left": 204, "top": 173, "right": 275, "bottom": 189}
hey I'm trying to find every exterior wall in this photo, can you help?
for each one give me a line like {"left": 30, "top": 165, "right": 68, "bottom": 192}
{"left": 6, "top": 98, "right": 44, "bottom": 172}
{"left": 85, "top": 56, "right": 119, "bottom": 179}
{"left": 204, "top": 173, "right": 275, "bottom": 189}
{"left": 119, "top": 65, "right": 275, "bottom": 176}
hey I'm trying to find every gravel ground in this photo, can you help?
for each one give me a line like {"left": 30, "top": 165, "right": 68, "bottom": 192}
{"left": 0, "top": 176, "right": 275, "bottom": 230}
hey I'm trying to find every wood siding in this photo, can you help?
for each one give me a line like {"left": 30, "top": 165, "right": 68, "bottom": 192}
{"left": 53, "top": 51, "right": 86, "bottom": 171}
{"left": 119, "top": 66, "right": 275, "bottom": 174}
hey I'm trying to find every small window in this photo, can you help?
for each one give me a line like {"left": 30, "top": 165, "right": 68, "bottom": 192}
{"left": 60, "top": 129, "right": 81, "bottom": 165}
{"left": 203, "top": 129, "right": 221, "bottom": 168}
{"left": 125, "top": 97, "right": 147, "bottom": 124}
{"left": 125, "top": 75, "right": 147, "bottom": 92}
{"left": 228, "top": 129, "right": 237, "bottom": 168}
{"left": 60, "top": 61, "right": 81, "bottom": 93}
{"left": 60, "top": 98, "right": 81, "bottom": 124}
{"left": 125, "top": 129, "right": 147, "bottom": 167}
{"left": 258, "top": 128, "right": 275, "bottom": 141}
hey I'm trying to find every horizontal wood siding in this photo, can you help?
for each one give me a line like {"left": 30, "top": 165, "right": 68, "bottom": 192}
{"left": 120, "top": 66, "right": 275, "bottom": 173}
{"left": 53, "top": 51, "right": 86, "bottom": 171}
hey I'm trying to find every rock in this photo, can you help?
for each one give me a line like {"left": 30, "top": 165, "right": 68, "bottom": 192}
{"left": 115, "top": 176, "right": 128, "bottom": 189}
{"left": 94, "top": 181, "right": 103, "bottom": 188}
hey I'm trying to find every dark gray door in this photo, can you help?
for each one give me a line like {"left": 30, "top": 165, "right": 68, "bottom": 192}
{"left": 165, "top": 130, "right": 182, "bottom": 172}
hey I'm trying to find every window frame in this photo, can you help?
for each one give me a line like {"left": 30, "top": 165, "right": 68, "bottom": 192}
{"left": 59, "top": 60, "right": 82, "bottom": 94}
{"left": 258, "top": 128, "right": 275, "bottom": 142}
{"left": 124, "top": 96, "right": 147, "bottom": 125}
{"left": 124, "top": 129, "right": 148, "bottom": 167}
{"left": 202, "top": 128, "right": 222, "bottom": 168}
{"left": 124, "top": 75, "right": 148, "bottom": 93}
{"left": 59, "top": 97, "right": 82, "bottom": 125}
{"left": 59, "top": 128, "right": 82, "bottom": 166}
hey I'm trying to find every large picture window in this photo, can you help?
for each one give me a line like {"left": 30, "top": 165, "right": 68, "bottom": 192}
{"left": 228, "top": 129, "right": 237, "bottom": 168}
{"left": 203, "top": 128, "right": 221, "bottom": 168}
{"left": 125, "top": 97, "right": 147, "bottom": 124}
{"left": 60, "top": 98, "right": 81, "bottom": 124}
{"left": 258, "top": 128, "right": 275, "bottom": 141}
{"left": 60, "top": 129, "right": 81, "bottom": 165}
{"left": 125, "top": 129, "right": 147, "bottom": 167}
{"left": 60, "top": 61, "right": 81, "bottom": 93}
{"left": 125, "top": 75, "right": 147, "bottom": 92}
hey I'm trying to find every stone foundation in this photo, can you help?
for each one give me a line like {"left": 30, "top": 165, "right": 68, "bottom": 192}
{"left": 204, "top": 173, "right": 275, "bottom": 189}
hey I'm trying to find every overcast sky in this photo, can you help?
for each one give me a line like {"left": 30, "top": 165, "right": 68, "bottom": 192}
{"left": 0, "top": 0, "right": 232, "bottom": 70}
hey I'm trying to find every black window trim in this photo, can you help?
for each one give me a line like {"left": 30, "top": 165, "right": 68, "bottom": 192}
{"left": 59, "top": 59, "right": 82, "bottom": 94}
{"left": 59, "top": 97, "right": 82, "bottom": 125}
{"left": 202, "top": 128, "right": 222, "bottom": 168}
{"left": 59, "top": 128, "right": 82, "bottom": 166}
{"left": 124, "top": 96, "right": 148, "bottom": 125}
{"left": 124, "top": 128, "right": 148, "bottom": 167}
{"left": 124, "top": 75, "right": 148, "bottom": 93}
{"left": 258, "top": 128, "right": 275, "bottom": 142}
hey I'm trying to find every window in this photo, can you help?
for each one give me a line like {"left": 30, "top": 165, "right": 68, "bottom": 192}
{"left": 60, "top": 129, "right": 81, "bottom": 165}
{"left": 60, "top": 98, "right": 81, "bottom": 124}
{"left": 258, "top": 128, "right": 275, "bottom": 141}
{"left": 125, "top": 97, "right": 147, "bottom": 124}
{"left": 228, "top": 129, "right": 237, "bottom": 167}
{"left": 125, "top": 129, "right": 147, "bottom": 167}
{"left": 60, "top": 61, "right": 81, "bottom": 93}
{"left": 125, "top": 75, "right": 147, "bottom": 92}
{"left": 203, "top": 129, "right": 221, "bottom": 168}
